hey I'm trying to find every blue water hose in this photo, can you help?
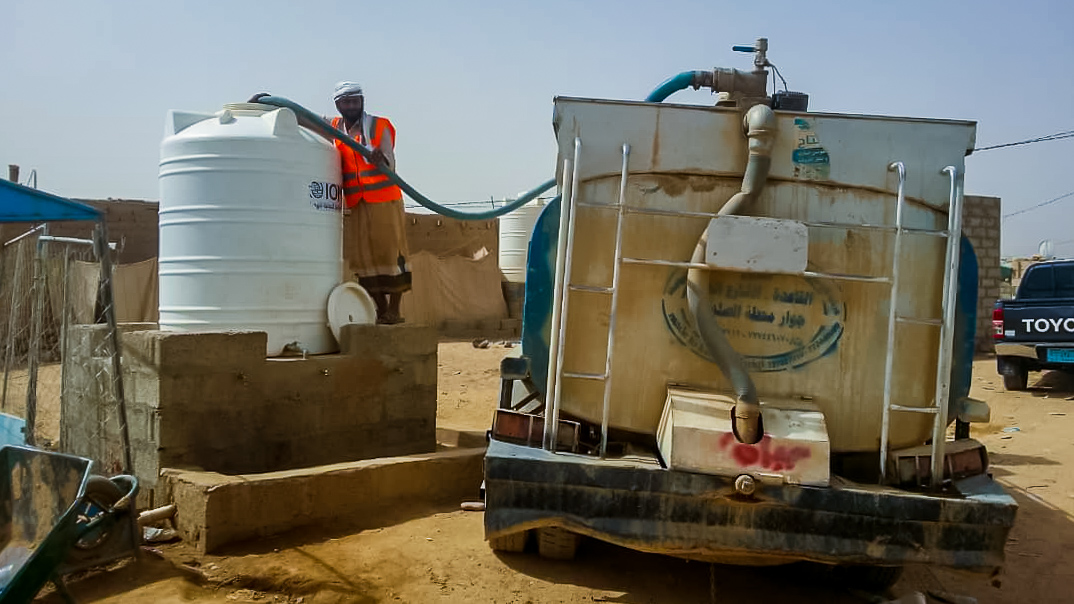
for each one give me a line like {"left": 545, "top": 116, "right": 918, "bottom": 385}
{"left": 644, "top": 71, "right": 705, "bottom": 103}
{"left": 260, "top": 71, "right": 695, "bottom": 221}
{"left": 256, "top": 96, "right": 555, "bottom": 221}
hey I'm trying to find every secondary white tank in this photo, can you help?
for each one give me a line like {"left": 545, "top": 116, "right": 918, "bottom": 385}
{"left": 498, "top": 197, "right": 545, "bottom": 282}
{"left": 158, "top": 103, "right": 343, "bottom": 356}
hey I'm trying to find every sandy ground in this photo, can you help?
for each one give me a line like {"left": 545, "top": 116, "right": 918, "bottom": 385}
{"left": 2, "top": 363, "right": 62, "bottom": 447}
{"left": 28, "top": 344, "right": 1074, "bottom": 603}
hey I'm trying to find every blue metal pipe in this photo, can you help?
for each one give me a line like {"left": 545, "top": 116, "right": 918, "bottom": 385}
{"left": 256, "top": 96, "right": 554, "bottom": 221}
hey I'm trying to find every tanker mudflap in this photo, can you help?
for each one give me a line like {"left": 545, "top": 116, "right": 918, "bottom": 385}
{"left": 656, "top": 388, "right": 830, "bottom": 486}
{"left": 484, "top": 439, "right": 1017, "bottom": 571}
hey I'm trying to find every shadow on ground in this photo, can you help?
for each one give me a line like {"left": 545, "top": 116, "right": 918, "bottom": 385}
{"left": 495, "top": 539, "right": 903, "bottom": 603}
{"left": 1029, "top": 369, "right": 1074, "bottom": 396}
{"left": 35, "top": 554, "right": 207, "bottom": 603}
{"left": 988, "top": 453, "right": 1060, "bottom": 466}
{"left": 215, "top": 502, "right": 464, "bottom": 557}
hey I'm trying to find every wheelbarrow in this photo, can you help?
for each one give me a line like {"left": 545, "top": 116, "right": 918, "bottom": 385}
{"left": 0, "top": 446, "right": 139, "bottom": 603}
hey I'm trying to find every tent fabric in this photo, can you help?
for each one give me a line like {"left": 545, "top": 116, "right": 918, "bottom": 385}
{"left": 400, "top": 251, "right": 508, "bottom": 326}
{"left": 66, "top": 258, "right": 160, "bottom": 324}
{"left": 0, "top": 179, "right": 101, "bottom": 222}
{"left": 113, "top": 258, "right": 159, "bottom": 323}
{"left": 58, "top": 260, "right": 100, "bottom": 325}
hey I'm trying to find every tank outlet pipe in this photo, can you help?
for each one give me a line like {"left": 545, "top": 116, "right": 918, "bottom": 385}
{"left": 716, "top": 103, "right": 777, "bottom": 216}
{"left": 686, "top": 103, "right": 777, "bottom": 445}
{"left": 253, "top": 96, "right": 555, "bottom": 221}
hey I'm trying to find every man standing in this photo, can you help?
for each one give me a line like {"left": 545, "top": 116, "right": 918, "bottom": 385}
{"left": 331, "top": 81, "right": 411, "bottom": 324}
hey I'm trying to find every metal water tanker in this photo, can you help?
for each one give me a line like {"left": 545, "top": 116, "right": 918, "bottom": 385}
{"left": 158, "top": 104, "right": 342, "bottom": 356}
{"left": 538, "top": 99, "right": 974, "bottom": 453}
{"left": 485, "top": 40, "right": 1014, "bottom": 581}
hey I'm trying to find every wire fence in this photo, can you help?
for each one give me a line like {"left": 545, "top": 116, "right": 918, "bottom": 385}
{"left": 0, "top": 225, "right": 130, "bottom": 474}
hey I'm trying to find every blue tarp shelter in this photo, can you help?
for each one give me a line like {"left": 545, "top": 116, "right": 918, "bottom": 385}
{"left": 0, "top": 179, "right": 101, "bottom": 223}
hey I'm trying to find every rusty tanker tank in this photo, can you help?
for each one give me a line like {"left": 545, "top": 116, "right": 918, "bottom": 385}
{"left": 523, "top": 98, "right": 977, "bottom": 455}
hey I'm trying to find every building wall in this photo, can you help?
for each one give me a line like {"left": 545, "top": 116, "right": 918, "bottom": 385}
{"left": 0, "top": 199, "right": 158, "bottom": 264}
{"left": 3, "top": 199, "right": 500, "bottom": 264}
{"left": 962, "top": 195, "right": 1001, "bottom": 352}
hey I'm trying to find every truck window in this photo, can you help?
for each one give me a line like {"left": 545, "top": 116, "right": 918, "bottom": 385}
{"left": 1056, "top": 264, "right": 1074, "bottom": 298}
{"left": 1020, "top": 265, "right": 1054, "bottom": 298}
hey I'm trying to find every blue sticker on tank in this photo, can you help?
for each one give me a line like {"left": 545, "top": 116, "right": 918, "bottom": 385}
{"left": 791, "top": 118, "right": 830, "bottom": 180}
{"left": 792, "top": 147, "right": 831, "bottom": 165}
{"left": 660, "top": 269, "right": 844, "bottom": 372}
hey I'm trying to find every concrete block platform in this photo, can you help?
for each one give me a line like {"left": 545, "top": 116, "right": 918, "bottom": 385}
{"left": 161, "top": 434, "right": 486, "bottom": 553}
{"left": 63, "top": 323, "right": 439, "bottom": 505}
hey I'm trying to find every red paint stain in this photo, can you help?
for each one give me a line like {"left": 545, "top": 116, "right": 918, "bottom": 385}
{"left": 732, "top": 444, "right": 760, "bottom": 466}
{"left": 717, "top": 433, "right": 811, "bottom": 472}
{"left": 718, "top": 432, "right": 735, "bottom": 450}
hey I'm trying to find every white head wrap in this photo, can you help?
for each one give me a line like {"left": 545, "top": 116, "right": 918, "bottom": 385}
{"left": 333, "top": 81, "right": 363, "bottom": 101}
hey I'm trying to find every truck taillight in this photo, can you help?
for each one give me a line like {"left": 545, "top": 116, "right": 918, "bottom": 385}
{"left": 992, "top": 306, "right": 1004, "bottom": 339}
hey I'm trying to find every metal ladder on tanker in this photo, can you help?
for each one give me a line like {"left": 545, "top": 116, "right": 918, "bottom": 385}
{"left": 543, "top": 140, "right": 632, "bottom": 458}
{"left": 878, "top": 162, "right": 966, "bottom": 489}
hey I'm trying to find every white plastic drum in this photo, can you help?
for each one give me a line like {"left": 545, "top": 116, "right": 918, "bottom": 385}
{"left": 158, "top": 103, "right": 343, "bottom": 356}
{"left": 498, "top": 198, "right": 545, "bottom": 283}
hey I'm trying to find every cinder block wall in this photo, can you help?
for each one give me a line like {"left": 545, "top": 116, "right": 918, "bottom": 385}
{"left": 962, "top": 195, "right": 1001, "bottom": 352}
{"left": 62, "top": 323, "right": 437, "bottom": 500}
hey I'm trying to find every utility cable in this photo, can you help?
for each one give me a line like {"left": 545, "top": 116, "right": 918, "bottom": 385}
{"left": 973, "top": 130, "right": 1074, "bottom": 153}
{"left": 1002, "top": 189, "right": 1074, "bottom": 220}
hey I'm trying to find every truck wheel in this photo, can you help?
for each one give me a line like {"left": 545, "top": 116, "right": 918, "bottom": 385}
{"left": 537, "top": 527, "right": 581, "bottom": 560}
{"left": 488, "top": 530, "right": 529, "bottom": 553}
{"left": 1003, "top": 367, "right": 1028, "bottom": 391}
{"left": 833, "top": 564, "right": 904, "bottom": 591}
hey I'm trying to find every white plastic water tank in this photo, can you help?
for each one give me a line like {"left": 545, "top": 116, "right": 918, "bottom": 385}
{"left": 498, "top": 198, "right": 545, "bottom": 282}
{"left": 158, "top": 103, "right": 343, "bottom": 356}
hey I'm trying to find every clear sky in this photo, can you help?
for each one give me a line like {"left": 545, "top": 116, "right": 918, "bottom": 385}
{"left": 2, "top": 0, "right": 1071, "bottom": 257}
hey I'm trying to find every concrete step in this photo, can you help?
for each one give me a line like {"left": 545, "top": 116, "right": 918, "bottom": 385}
{"left": 161, "top": 445, "right": 486, "bottom": 553}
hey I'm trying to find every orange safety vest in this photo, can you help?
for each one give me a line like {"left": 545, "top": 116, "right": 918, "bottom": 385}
{"left": 332, "top": 116, "right": 403, "bottom": 207}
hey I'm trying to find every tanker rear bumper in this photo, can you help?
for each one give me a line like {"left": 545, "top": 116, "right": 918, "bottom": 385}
{"left": 484, "top": 439, "right": 1016, "bottom": 572}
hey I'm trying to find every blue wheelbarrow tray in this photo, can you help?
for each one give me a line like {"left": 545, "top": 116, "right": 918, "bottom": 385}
{"left": 0, "top": 446, "right": 138, "bottom": 602}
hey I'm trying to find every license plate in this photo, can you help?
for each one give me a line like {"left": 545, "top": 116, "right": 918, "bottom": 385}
{"left": 1046, "top": 348, "right": 1074, "bottom": 363}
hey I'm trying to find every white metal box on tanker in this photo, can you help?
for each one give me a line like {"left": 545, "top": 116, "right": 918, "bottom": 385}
{"left": 158, "top": 104, "right": 343, "bottom": 356}
{"left": 549, "top": 97, "right": 975, "bottom": 453}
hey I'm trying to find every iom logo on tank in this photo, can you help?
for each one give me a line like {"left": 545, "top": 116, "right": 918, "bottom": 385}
{"left": 309, "top": 181, "right": 342, "bottom": 211}
{"left": 661, "top": 270, "right": 844, "bottom": 372}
